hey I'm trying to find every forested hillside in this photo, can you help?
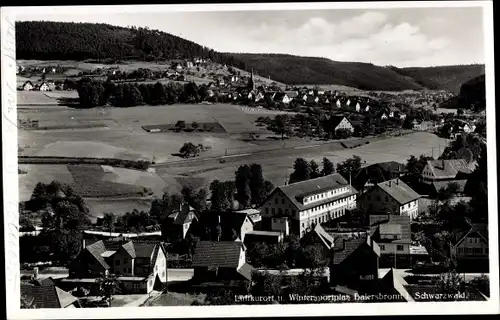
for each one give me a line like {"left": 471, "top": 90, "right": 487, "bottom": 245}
{"left": 16, "top": 21, "right": 237, "bottom": 65}
{"left": 439, "top": 74, "right": 486, "bottom": 110}
{"left": 392, "top": 65, "right": 485, "bottom": 94}
{"left": 16, "top": 21, "right": 485, "bottom": 92}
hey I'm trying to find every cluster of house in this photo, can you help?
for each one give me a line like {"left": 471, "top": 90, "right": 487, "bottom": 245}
{"left": 21, "top": 80, "right": 62, "bottom": 91}
{"left": 369, "top": 90, "right": 455, "bottom": 108}
{"left": 17, "top": 65, "right": 63, "bottom": 75}
{"left": 22, "top": 156, "right": 488, "bottom": 305}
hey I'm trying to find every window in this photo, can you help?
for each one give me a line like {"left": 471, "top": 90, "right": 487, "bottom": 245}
{"left": 397, "top": 245, "right": 404, "bottom": 251}
{"left": 473, "top": 248, "right": 482, "bottom": 254}
{"left": 155, "top": 265, "right": 158, "bottom": 271}
{"left": 379, "top": 245, "right": 385, "bottom": 250}
{"left": 292, "top": 210, "right": 296, "bottom": 216}
{"left": 274, "top": 198, "right": 278, "bottom": 204}
{"left": 385, "top": 196, "right": 388, "bottom": 202}
{"left": 302, "top": 223, "right": 305, "bottom": 228}
{"left": 133, "top": 283, "right": 140, "bottom": 290}
{"left": 376, "top": 195, "right": 381, "bottom": 201}
{"left": 285, "top": 209, "right": 289, "bottom": 215}
{"left": 265, "top": 208, "right": 269, "bottom": 214}
{"left": 278, "top": 208, "right": 283, "bottom": 215}
{"left": 128, "top": 268, "right": 132, "bottom": 273}
{"left": 272, "top": 208, "right": 275, "bottom": 214}
{"left": 162, "top": 271, "right": 165, "bottom": 277}
{"left": 282, "top": 199, "right": 285, "bottom": 205}
{"left": 124, "top": 258, "right": 128, "bottom": 264}
{"left": 115, "top": 260, "right": 120, "bottom": 266}
{"left": 123, "top": 268, "right": 127, "bottom": 273}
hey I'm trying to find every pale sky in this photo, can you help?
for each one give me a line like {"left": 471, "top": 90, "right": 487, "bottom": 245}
{"left": 16, "top": 6, "right": 485, "bottom": 67}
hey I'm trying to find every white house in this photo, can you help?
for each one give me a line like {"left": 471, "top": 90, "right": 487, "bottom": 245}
{"left": 38, "top": 82, "right": 50, "bottom": 91}
{"left": 22, "top": 81, "right": 34, "bottom": 91}
{"left": 336, "top": 99, "right": 342, "bottom": 108}
{"left": 381, "top": 113, "right": 388, "bottom": 120}
{"left": 450, "top": 222, "right": 488, "bottom": 267}
{"left": 365, "top": 105, "right": 370, "bottom": 112}
{"left": 346, "top": 99, "right": 351, "bottom": 106}
{"left": 370, "top": 214, "right": 411, "bottom": 259}
{"left": 355, "top": 102, "right": 361, "bottom": 112}
{"left": 260, "top": 174, "right": 357, "bottom": 238}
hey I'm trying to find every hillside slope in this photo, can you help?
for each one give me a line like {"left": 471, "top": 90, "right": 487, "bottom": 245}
{"left": 440, "top": 74, "right": 486, "bottom": 110}
{"left": 392, "top": 65, "right": 485, "bottom": 94}
{"left": 16, "top": 21, "right": 485, "bottom": 92}
{"left": 227, "top": 53, "right": 423, "bottom": 91}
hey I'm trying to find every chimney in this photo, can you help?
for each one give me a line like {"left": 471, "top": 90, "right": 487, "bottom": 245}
{"left": 33, "top": 267, "right": 39, "bottom": 280}
{"left": 82, "top": 239, "right": 86, "bottom": 249}
{"left": 389, "top": 181, "right": 392, "bottom": 187}
{"left": 396, "top": 178, "right": 399, "bottom": 185}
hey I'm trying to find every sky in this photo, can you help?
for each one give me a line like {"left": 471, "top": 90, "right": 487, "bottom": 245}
{"left": 15, "top": 5, "right": 486, "bottom": 67}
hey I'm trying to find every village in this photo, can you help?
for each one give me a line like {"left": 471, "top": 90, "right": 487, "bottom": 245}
{"left": 14, "top": 20, "right": 489, "bottom": 309}
{"left": 19, "top": 62, "right": 489, "bottom": 304}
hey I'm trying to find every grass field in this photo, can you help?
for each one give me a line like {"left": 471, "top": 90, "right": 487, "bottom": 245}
{"left": 67, "top": 164, "right": 149, "bottom": 198}
{"left": 18, "top": 164, "right": 75, "bottom": 201}
{"left": 142, "top": 122, "right": 226, "bottom": 133}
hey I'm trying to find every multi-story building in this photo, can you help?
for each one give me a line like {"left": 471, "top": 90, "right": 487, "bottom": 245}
{"left": 450, "top": 222, "right": 489, "bottom": 272}
{"left": 421, "top": 159, "right": 473, "bottom": 195}
{"left": 358, "top": 178, "right": 420, "bottom": 220}
{"left": 260, "top": 174, "right": 357, "bottom": 238}
{"left": 369, "top": 214, "right": 411, "bottom": 268}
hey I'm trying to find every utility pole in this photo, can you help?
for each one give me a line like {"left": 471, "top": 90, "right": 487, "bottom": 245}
{"left": 431, "top": 147, "right": 435, "bottom": 158}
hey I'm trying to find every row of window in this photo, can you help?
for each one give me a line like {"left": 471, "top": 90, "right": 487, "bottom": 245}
{"left": 379, "top": 244, "right": 405, "bottom": 251}
{"left": 304, "top": 187, "right": 349, "bottom": 204}
{"left": 301, "top": 209, "right": 345, "bottom": 230}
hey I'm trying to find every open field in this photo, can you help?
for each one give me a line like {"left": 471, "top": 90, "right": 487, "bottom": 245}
{"left": 142, "top": 122, "right": 226, "bottom": 133}
{"left": 67, "top": 164, "right": 150, "bottom": 198}
{"left": 18, "top": 164, "right": 75, "bottom": 201}
{"left": 18, "top": 103, "right": 294, "bottom": 162}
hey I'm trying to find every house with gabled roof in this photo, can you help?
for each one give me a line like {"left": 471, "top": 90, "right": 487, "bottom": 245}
{"left": 378, "top": 268, "right": 414, "bottom": 301}
{"left": 421, "top": 159, "right": 473, "bottom": 195}
{"left": 67, "top": 239, "right": 167, "bottom": 294}
{"left": 260, "top": 174, "right": 357, "bottom": 238}
{"left": 273, "top": 92, "right": 291, "bottom": 104}
{"left": 354, "top": 161, "right": 405, "bottom": 191}
{"left": 163, "top": 203, "right": 199, "bottom": 241}
{"left": 192, "top": 241, "right": 253, "bottom": 282}
{"left": 305, "top": 95, "right": 319, "bottom": 105}
{"left": 358, "top": 178, "right": 420, "bottom": 219}
{"left": 450, "top": 221, "right": 489, "bottom": 271}
{"left": 21, "top": 284, "right": 81, "bottom": 308}
{"left": 330, "top": 233, "right": 380, "bottom": 289}
{"left": 22, "top": 81, "right": 34, "bottom": 91}
{"left": 325, "top": 115, "right": 354, "bottom": 133}
{"left": 369, "top": 214, "right": 411, "bottom": 268}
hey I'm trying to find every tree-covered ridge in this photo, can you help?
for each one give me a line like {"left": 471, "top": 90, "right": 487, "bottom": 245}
{"left": 228, "top": 53, "right": 423, "bottom": 91}
{"left": 16, "top": 21, "right": 485, "bottom": 92}
{"left": 16, "top": 21, "right": 237, "bottom": 65}
{"left": 392, "top": 64, "right": 485, "bottom": 94}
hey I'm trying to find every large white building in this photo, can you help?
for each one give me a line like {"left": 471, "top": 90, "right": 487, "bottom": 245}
{"left": 260, "top": 174, "right": 357, "bottom": 238}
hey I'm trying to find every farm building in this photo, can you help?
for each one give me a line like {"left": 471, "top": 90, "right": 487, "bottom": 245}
{"left": 37, "top": 82, "right": 50, "bottom": 91}
{"left": 450, "top": 221, "right": 489, "bottom": 272}
{"left": 369, "top": 214, "right": 411, "bottom": 268}
{"left": 421, "top": 159, "right": 473, "bottom": 195}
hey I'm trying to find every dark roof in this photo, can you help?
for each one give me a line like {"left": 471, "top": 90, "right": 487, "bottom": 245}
{"left": 431, "top": 180, "right": 468, "bottom": 193}
{"left": 306, "top": 95, "right": 318, "bottom": 103}
{"left": 426, "top": 159, "right": 473, "bottom": 179}
{"left": 133, "top": 242, "right": 157, "bottom": 258}
{"left": 273, "top": 92, "right": 288, "bottom": 101}
{"left": 237, "top": 263, "right": 254, "bottom": 280}
{"left": 374, "top": 179, "right": 420, "bottom": 205}
{"left": 285, "top": 91, "right": 298, "bottom": 98}
{"left": 21, "top": 284, "right": 79, "bottom": 308}
{"left": 331, "top": 234, "right": 379, "bottom": 264}
{"left": 276, "top": 174, "right": 357, "bottom": 211}
{"left": 369, "top": 215, "right": 411, "bottom": 244}
{"left": 84, "top": 240, "right": 160, "bottom": 269}
{"left": 380, "top": 269, "right": 414, "bottom": 302}
{"left": 219, "top": 211, "right": 252, "bottom": 231}
{"left": 192, "top": 241, "right": 244, "bottom": 268}
{"left": 33, "top": 277, "right": 55, "bottom": 287}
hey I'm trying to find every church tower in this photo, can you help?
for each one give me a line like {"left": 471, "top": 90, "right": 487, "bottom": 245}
{"left": 248, "top": 69, "right": 256, "bottom": 91}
